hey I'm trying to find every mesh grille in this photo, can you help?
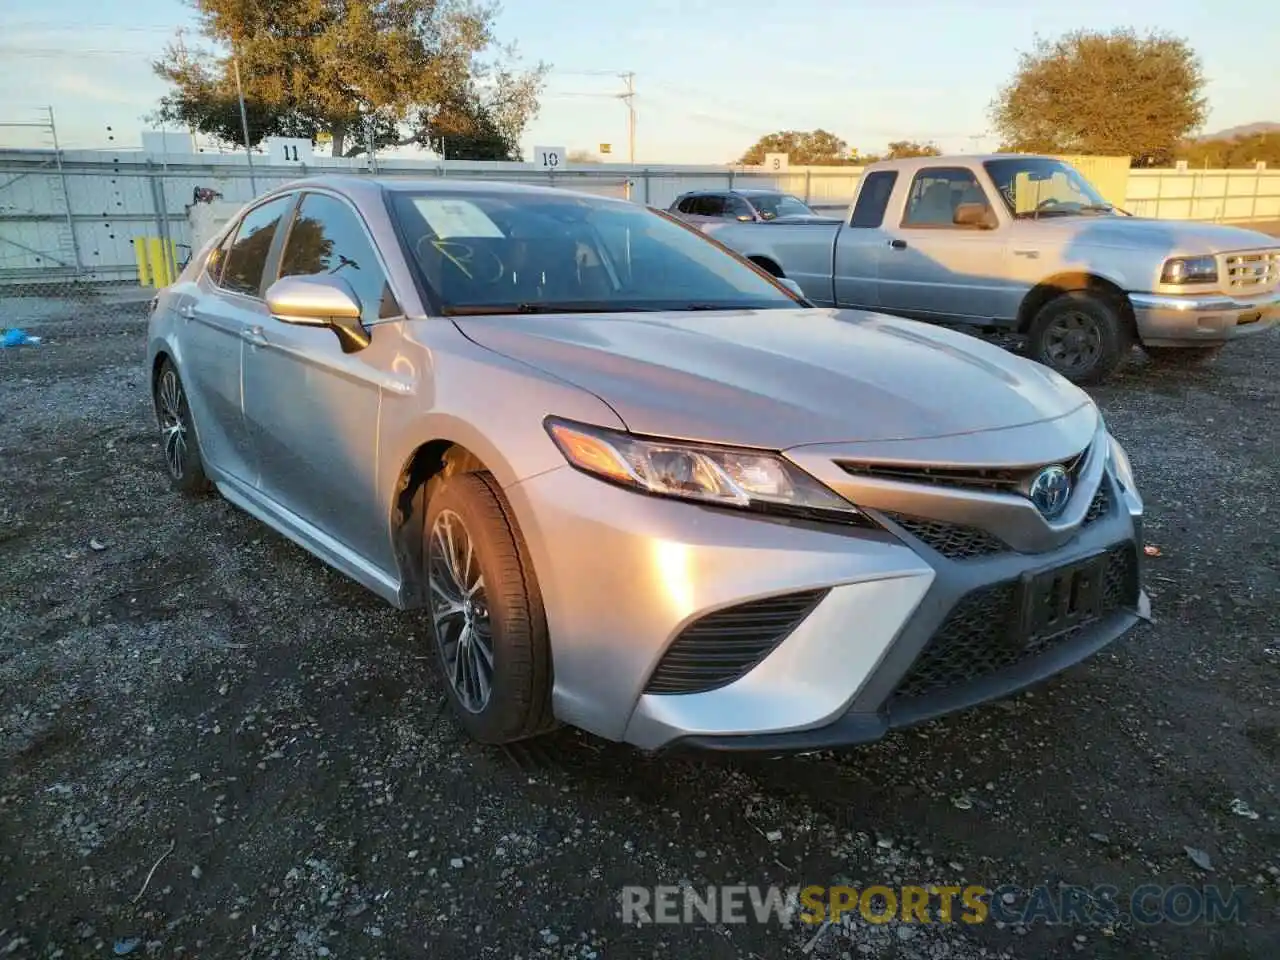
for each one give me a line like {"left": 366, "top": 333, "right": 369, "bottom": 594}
{"left": 889, "top": 544, "right": 1138, "bottom": 702}
{"left": 884, "top": 513, "right": 1007, "bottom": 560}
{"left": 1082, "top": 484, "right": 1111, "bottom": 526}
{"left": 644, "top": 589, "right": 828, "bottom": 695}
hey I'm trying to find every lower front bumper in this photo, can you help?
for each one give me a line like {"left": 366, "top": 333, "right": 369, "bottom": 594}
{"left": 663, "top": 604, "right": 1145, "bottom": 754}
{"left": 1129, "top": 290, "right": 1278, "bottom": 346}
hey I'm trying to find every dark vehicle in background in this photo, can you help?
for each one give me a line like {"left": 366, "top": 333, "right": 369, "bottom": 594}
{"left": 668, "top": 189, "right": 836, "bottom": 228}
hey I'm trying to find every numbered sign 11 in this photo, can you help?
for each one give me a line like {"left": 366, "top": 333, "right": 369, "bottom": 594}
{"left": 265, "top": 137, "right": 314, "bottom": 165}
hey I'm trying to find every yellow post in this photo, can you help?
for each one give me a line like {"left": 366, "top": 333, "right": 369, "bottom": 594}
{"left": 134, "top": 237, "right": 151, "bottom": 287}
{"left": 148, "top": 237, "right": 169, "bottom": 287}
{"left": 166, "top": 239, "right": 178, "bottom": 282}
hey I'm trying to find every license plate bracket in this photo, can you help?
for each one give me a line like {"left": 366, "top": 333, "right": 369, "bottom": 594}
{"left": 1018, "top": 551, "right": 1108, "bottom": 641}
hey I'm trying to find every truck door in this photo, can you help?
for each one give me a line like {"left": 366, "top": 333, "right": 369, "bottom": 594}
{"left": 875, "top": 166, "right": 1013, "bottom": 323}
{"left": 832, "top": 170, "right": 898, "bottom": 309}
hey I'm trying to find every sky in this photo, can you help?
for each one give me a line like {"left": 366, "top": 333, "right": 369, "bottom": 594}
{"left": 0, "top": 0, "right": 1276, "bottom": 163}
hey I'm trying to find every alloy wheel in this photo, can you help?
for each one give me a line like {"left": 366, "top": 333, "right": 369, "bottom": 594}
{"left": 157, "top": 369, "right": 189, "bottom": 480}
{"left": 428, "top": 509, "right": 494, "bottom": 713}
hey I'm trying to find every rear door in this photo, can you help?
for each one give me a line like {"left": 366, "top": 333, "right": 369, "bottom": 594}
{"left": 241, "top": 190, "right": 403, "bottom": 573}
{"left": 832, "top": 169, "right": 898, "bottom": 308}
{"left": 181, "top": 194, "right": 295, "bottom": 484}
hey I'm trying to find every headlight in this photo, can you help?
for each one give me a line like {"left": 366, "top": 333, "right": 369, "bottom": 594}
{"left": 1160, "top": 255, "right": 1217, "bottom": 285}
{"left": 545, "top": 417, "right": 867, "bottom": 524}
{"left": 1106, "top": 433, "right": 1136, "bottom": 492}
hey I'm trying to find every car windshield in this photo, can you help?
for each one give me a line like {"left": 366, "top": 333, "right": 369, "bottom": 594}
{"left": 982, "top": 158, "right": 1114, "bottom": 218}
{"left": 750, "top": 194, "right": 815, "bottom": 220}
{"left": 389, "top": 190, "right": 800, "bottom": 315}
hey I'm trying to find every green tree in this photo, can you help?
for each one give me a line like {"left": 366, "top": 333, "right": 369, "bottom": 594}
{"left": 884, "top": 140, "right": 942, "bottom": 159}
{"left": 990, "top": 28, "right": 1207, "bottom": 164}
{"left": 738, "top": 130, "right": 859, "bottom": 165}
{"left": 1175, "top": 132, "right": 1280, "bottom": 169}
{"left": 152, "top": 0, "right": 547, "bottom": 159}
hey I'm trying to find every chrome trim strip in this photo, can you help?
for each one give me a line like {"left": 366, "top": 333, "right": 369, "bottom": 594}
{"left": 1129, "top": 290, "right": 1280, "bottom": 312}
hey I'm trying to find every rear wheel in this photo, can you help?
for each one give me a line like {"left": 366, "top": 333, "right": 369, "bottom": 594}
{"left": 1027, "top": 291, "right": 1133, "bottom": 384}
{"left": 425, "top": 471, "right": 555, "bottom": 744}
{"left": 1144, "top": 344, "right": 1224, "bottom": 366}
{"left": 153, "top": 359, "right": 212, "bottom": 495}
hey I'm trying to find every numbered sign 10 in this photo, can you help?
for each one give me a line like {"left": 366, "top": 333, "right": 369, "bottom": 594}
{"left": 534, "top": 146, "right": 566, "bottom": 170}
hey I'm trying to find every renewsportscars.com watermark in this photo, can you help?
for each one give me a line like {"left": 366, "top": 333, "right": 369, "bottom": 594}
{"left": 619, "top": 883, "right": 1245, "bottom": 929}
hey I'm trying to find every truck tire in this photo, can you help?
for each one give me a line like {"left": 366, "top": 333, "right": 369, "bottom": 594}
{"left": 1027, "top": 291, "right": 1132, "bottom": 385}
{"left": 1143, "top": 345, "right": 1224, "bottom": 367}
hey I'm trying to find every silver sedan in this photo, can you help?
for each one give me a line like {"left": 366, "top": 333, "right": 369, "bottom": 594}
{"left": 146, "top": 176, "right": 1149, "bottom": 752}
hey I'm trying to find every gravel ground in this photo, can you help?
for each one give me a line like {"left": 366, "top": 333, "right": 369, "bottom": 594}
{"left": 1, "top": 295, "right": 1278, "bottom": 960}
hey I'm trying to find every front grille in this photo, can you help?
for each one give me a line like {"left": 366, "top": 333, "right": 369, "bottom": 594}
{"left": 1082, "top": 483, "right": 1111, "bottom": 526}
{"left": 1221, "top": 249, "right": 1279, "bottom": 292}
{"left": 644, "top": 589, "right": 828, "bottom": 695}
{"left": 884, "top": 513, "right": 1007, "bottom": 560}
{"left": 837, "top": 447, "right": 1090, "bottom": 496}
{"left": 888, "top": 544, "right": 1138, "bottom": 702}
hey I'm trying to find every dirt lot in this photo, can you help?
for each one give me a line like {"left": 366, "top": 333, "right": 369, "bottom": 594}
{"left": 1, "top": 296, "right": 1278, "bottom": 960}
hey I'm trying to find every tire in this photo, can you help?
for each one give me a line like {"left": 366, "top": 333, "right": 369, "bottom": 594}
{"left": 1026, "top": 291, "right": 1133, "bottom": 385}
{"left": 1143, "top": 344, "right": 1224, "bottom": 367}
{"left": 153, "top": 359, "right": 212, "bottom": 495}
{"left": 424, "top": 470, "right": 555, "bottom": 744}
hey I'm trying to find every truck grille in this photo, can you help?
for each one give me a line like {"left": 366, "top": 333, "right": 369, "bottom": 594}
{"left": 644, "top": 589, "right": 828, "bottom": 695}
{"left": 888, "top": 544, "right": 1138, "bottom": 702}
{"left": 1221, "top": 249, "right": 1279, "bottom": 293}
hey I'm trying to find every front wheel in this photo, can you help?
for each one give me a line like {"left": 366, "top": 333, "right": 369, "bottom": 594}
{"left": 424, "top": 471, "right": 555, "bottom": 744}
{"left": 153, "top": 359, "right": 212, "bottom": 495}
{"left": 1143, "top": 344, "right": 1224, "bottom": 367}
{"left": 1026, "top": 291, "right": 1133, "bottom": 384}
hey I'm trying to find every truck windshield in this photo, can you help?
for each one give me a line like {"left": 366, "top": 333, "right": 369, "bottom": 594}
{"left": 982, "top": 158, "right": 1114, "bottom": 218}
{"left": 751, "top": 194, "right": 815, "bottom": 220}
{"left": 388, "top": 190, "right": 801, "bottom": 316}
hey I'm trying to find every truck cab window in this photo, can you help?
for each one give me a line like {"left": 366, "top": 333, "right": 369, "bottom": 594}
{"left": 902, "top": 168, "right": 987, "bottom": 228}
{"left": 849, "top": 172, "right": 898, "bottom": 228}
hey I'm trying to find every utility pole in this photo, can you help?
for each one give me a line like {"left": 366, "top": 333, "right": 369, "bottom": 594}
{"left": 232, "top": 55, "right": 258, "bottom": 194}
{"left": 618, "top": 72, "right": 636, "bottom": 164}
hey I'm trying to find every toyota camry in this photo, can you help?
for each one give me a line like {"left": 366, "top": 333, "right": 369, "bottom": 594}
{"left": 146, "top": 177, "right": 1148, "bottom": 751}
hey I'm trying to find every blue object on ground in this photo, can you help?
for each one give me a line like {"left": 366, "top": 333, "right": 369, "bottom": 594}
{"left": 1, "top": 329, "right": 42, "bottom": 347}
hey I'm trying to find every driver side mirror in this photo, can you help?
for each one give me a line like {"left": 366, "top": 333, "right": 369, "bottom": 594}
{"left": 953, "top": 202, "right": 998, "bottom": 230}
{"left": 265, "top": 275, "right": 371, "bottom": 353}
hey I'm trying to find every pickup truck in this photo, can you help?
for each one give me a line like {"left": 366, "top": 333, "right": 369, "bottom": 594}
{"left": 702, "top": 154, "right": 1280, "bottom": 383}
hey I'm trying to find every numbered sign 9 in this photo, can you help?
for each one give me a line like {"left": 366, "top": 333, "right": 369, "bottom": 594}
{"left": 264, "top": 137, "right": 314, "bottom": 165}
{"left": 534, "top": 146, "right": 566, "bottom": 170}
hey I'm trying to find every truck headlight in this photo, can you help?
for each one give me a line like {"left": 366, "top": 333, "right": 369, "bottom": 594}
{"left": 1160, "top": 256, "right": 1217, "bottom": 285}
{"left": 545, "top": 417, "right": 870, "bottom": 526}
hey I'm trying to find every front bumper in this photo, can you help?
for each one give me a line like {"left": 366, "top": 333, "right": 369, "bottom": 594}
{"left": 506, "top": 453, "right": 1146, "bottom": 753}
{"left": 1128, "top": 289, "right": 1278, "bottom": 346}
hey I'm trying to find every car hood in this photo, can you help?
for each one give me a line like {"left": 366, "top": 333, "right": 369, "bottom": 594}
{"left": 452, "top": 307, "right": 1094, "bottom": 449}
{"left": 1031, "top": 215, "right": 1278, "bottom": 256}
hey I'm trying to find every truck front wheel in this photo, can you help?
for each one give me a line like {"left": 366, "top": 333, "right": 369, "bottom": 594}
{"left": 1027, "top": 291, "right": 1133, "bottom": 385}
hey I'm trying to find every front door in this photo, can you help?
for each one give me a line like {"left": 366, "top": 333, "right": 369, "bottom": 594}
{"left": 875, "top": 166, "right": 1012, "bottom": 322}
{"left": 180, "top": 195, "right": 295, "bottom": 483}
{"left": 241, "top": 190, "right": 401, "bottom": 574}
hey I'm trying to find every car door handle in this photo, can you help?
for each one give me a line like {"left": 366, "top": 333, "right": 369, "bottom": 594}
{"left": 240, "top": 326, "right": 267, "bottom": 346}
{"left": 888, "top": 239, "right": 907, "bottom": 250}
{"left": 180, "top": 304, "right": 195, "bottom": 319}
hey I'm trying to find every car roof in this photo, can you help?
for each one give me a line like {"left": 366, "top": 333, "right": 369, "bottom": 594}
{"left": 263, "top": 174, "right": 635, "bottom": 207}
{"left": 676, "top": 188, "right": 795, "bottom": 199}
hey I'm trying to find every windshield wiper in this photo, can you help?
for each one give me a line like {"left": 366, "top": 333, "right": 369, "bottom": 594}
{"left": 443, "top": 301, "right": 662, "bottom": 316}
